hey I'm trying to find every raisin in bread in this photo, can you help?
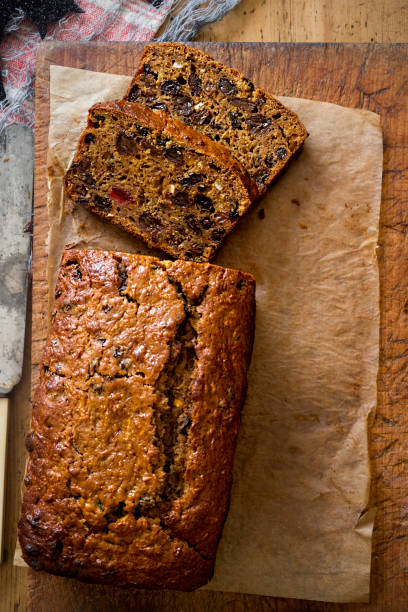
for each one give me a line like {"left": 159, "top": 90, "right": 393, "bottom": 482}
{"left": 19, "top": 248, "right": 255, "bottom": 590}
{"left": 64, "top": 101, "right": 257, "bottom": 263}
{"left": 124, "top": 42, "right": 307, "bottom": 196}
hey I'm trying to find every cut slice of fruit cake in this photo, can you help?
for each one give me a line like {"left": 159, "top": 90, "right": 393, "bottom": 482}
{"left": 64, "top": 101, "right": 257, "bottom": 262}
{"left": 124, "top": 43, "right": 307, "bottom": 196}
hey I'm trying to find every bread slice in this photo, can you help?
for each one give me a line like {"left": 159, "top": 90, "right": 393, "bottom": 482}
{"left": 124, "top": 42, "right": 307, "bottom": 196}
{"left": 64, "top": 100, "right": 257, "bottom": 262}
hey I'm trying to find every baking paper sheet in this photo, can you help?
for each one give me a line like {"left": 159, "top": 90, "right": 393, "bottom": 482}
{"left": 34, "top": 65, "right": 382, "bottom": 603}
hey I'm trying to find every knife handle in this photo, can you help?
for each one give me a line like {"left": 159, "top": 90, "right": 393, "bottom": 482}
{"left": 0, "top": 397, "right": 8, "bottom": 563}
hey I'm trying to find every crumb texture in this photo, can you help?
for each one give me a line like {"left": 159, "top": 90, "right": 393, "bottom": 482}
{"left": 64, "top": 101, "right": 254, "bottom": 263}
{"left": 19, "top": 249, "right": 255, "bottom": 590}
{"left": 125, "top": 43, "right": 307, "bottom": 195}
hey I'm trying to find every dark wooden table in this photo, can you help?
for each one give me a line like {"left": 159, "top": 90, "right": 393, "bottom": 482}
{"left": 25, "top": 42, "right": 408, "bottom": 610}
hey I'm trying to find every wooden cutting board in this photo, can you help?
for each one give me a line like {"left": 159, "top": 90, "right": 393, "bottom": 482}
{"left": 30, "top": 42, "right": 407, "bottom": 611}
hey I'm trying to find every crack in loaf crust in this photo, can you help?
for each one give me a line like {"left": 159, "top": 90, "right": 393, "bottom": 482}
{"left": 64, "top": 101, "right": 256, "bottom": 263}
{"left": 124, "top": 42, "right": 307, "bottom": 196}
{"left": 19, "top": 249, "right": 255, "bottom": 590}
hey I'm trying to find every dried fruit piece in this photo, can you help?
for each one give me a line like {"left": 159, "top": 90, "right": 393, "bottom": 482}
{"left": 165, "top": 146, "right": 183, "bottom": 163}
{"left": 143, "top": 63, "right": 158, "bottom": 79}
{"left": 211, "top": 228, "right": 226, "bottom": 241}
{"left": 127, "top": 84, "right": 140, "bottom": 102}
{"left": 246, "top": 115, "right": 272, "bottom": 134}
{"left": 173, "top": 191, "right": 190, "bottom": 208}
{"left": 188, "top": 72, "right": 202, "bottom": 96}
{"left": 117, "top": 132, "right": 138, "bottom": 155}
{"left": 181, "top": 173, "right": 204, "bottom": 186}
{"left": 84, "top": 132, "right": 95, "bottom": 144}
{"left": 230, "top": 97, "right": 257, "bottom": 112}
{"left": 139, "top": 212, "right": 163, "bottom": 231}
{"left": 109, "top": 186, "right": 132, "bottom": 204}
{"left": 229, "top": 111, "right": 242, "bottom": 130}
{"left": 185, "top": 215, "right": 202, "bottom": 234}
{"left": 201, "top": 217, "right": 213, "bottom": 229}
{"left": 265, "top": 155, "right": 276, "bottom": 168}
{"left": 161, "top": 80, "right": 181, "bottom": 96}
{"left": 190, "top": 109, "right": 212, "bottom": 125}
{"left": 174, "top": 95, "right": 194, "bottom": 117}
{"left": 254, "top": 168, "right": 270, "bottom": 187}
{"left": 276, "top": 147, "right": 288, "bottom": 159}
{"left": 195, "top": 194, "right": 214, "bottom": 212}
{"left": 219, "top": 77, "right": 237, "bottom": 95}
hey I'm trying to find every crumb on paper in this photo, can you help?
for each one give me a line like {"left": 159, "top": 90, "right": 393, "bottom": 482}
{"left": 299, "top": 222, "right": 308, "bottom": 229}
{"left": 3, "top": 157, "right": 9, "bottom": 162}
{"left": 291, "top": 198, "right": 301, "bottom": 206}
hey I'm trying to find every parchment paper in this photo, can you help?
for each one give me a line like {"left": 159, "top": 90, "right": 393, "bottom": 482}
{"left": 37, "top": 65, "right": 382, "bottom": 603}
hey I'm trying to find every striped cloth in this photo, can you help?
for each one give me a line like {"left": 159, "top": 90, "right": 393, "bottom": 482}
{"left": 0, "top": 0, "right": 174, "bottom": 130}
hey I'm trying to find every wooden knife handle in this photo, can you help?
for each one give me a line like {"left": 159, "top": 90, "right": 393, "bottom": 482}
{"left": 0, "top": 397, "right": 8, "bottom": 563}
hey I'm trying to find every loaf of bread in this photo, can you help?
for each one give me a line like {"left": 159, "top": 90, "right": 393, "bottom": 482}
{"left": 124, "top": 42, "right": 307, "bottom": 196}
{"left": 64, "top": 100, "right": 257, "bottom": 263}
{"left": 19, "top": 249, "right": 255, "bottom": 590}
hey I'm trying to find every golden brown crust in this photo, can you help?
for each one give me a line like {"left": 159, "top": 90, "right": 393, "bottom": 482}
{"left": 124, "top": 42, "right": 307, "bottom": 196}
{"left": 19, "top": 249, "right": 255, "bottom": 590}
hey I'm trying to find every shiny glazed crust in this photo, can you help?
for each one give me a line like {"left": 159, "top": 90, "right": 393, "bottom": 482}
{"left": 18, "top": 249, "right": 256, "bottom": 590}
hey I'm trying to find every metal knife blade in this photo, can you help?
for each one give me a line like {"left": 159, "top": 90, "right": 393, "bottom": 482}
{"left": 0, "top": 125, "right": 33, "bottom": 393}
{"left": 0, "top": 123, "right": 33, "bottom": 561}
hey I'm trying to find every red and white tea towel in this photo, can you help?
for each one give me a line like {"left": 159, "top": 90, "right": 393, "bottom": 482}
{"left": 0, "top": 0, "right": 241, "bottom": 131}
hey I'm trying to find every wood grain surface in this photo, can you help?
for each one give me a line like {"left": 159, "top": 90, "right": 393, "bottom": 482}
{"left": 195, "top": 0, "right": 408, "bottom": 43}
{"left": 19, "top": 41, "right": 405, "bottom": 612}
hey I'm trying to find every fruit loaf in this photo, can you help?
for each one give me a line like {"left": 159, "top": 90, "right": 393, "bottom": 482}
{"left": 18, "top": 249, "right": 256, "bottom": 590}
